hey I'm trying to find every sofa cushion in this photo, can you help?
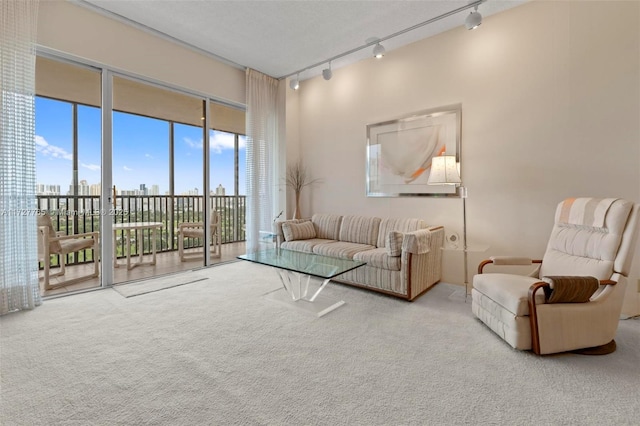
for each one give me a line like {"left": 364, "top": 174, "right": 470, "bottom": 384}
{"left": 339, "top": 215, "right": 381, "bottom": 246}
{"left": 312, "top": 241, "right": 376, "bottom": 259}
{"left": 281, "top": 238, "right": 336, "bottom": 254}
{"left": 282, "top": 221, "right": 316, "bottom": 241}
{"left": 376, "top": 217, "right": 426, "bottom": 248}
{"left": 353, "top": 248, "right": 401, "bottom": 271}
{"left": 311, "top": 214, "right": 343, "bottom": 240}
{"left": 274, "top": 218, "right": 310, "bottom": 239}
{"left": 386, "top": 231, "right": 403, "bottom": 257}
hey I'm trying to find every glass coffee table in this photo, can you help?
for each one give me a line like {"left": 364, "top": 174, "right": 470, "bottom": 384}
{"left": 238, "top": 248, "right": 366, "bottom": 317}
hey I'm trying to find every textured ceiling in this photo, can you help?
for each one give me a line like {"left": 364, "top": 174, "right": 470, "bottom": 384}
{"left": 79, "top": 0, "right": 526, "bottom": 80}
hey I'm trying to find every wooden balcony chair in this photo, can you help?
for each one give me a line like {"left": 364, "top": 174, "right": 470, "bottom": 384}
{"left": 472, "top": 198, "right": 639, "bottom": 355}
{"left": 177, "top": 211, "right": 222, "bottom": 262}
{"left": 37, "top": 213, "right": 100, "bottom": 290}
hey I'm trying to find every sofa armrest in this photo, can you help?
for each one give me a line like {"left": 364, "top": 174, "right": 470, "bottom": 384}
{"left": 401, "top": 226, "right": 444, "bottom": 299}
{"left": 402, "top": 229, "right": 431, "bottom": 254}
{"left": 273, "top": 220, "right": 285, "bottom": 245}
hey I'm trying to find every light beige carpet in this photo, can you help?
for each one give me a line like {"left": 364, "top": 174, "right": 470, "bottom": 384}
{"left": 1, "top": 261, "right": 639, "bottom": 425}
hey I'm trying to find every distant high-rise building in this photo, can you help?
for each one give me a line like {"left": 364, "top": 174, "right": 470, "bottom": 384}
{"left": 182, "top": 188, "right": 199, "bottom": 196}
{"left": 150, "top": 185, "right": 160, "bottom": 196}
{"left": 215, "top": 184, "right": 226, "bottom": 196}
{"left": 67, "top": 180, "right": 90, "bottom": 195}
{"left": 36, "top": 184, "right": 60, "bottom": 195}
{"left": 89, "top": 183, "right": 101, "bottom": 196}
{"left": 139, "top": 184, "right": 148, "bottom": 196}
{"left": 78, "top": 180, "right": 89, "bottom": 196}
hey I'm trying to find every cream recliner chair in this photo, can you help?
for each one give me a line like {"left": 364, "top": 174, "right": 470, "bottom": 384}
{"left": 472, "top": 198, "right": 640, "bottom": 355}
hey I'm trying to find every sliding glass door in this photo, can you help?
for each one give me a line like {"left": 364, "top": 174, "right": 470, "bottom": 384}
{"left": 35, "top": 56, "right": 102, "bottom": 295}
{"left": 35, "top": 53, "right": 247, "bottom": 294}
{"left": 112, "top": 76, "right": 206, "bottom": 283}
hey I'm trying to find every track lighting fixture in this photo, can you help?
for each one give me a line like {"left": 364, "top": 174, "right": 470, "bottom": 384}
{"left": 465, "top": 5, "right": 482, "bottom": 30}
{"left": 322, "top": 62, "right": 332, "bottom": 80}
{"left": 372, "top": 43, "right": 385, "bottom": 59}
{"left": 281, "top": 0, "right": 485, "bottom": 83}
{"left": 289, "top": 74, "right": 300, "bottom": 90}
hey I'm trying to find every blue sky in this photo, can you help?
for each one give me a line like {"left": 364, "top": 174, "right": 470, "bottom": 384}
{"left": 35, "top": 97, "right": 246, "bottom": 195}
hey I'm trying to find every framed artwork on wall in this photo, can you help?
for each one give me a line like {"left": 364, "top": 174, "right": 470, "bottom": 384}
{"left": 366, "top": 103, "right": 461, "bottom": 197}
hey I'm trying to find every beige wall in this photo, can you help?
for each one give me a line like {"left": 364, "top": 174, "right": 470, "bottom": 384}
{"left": 292, "top": 1, "right": 640, "bottom": 313}
{"left": 37, "top": 0, "right": 245, "bottom": 106}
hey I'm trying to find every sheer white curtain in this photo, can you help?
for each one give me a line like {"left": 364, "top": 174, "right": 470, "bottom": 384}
{"left": 245, "top": 69, "right": 279, "bottom": 253}
{"left": 0, "top": 0, "right": 41, "bottom": 315}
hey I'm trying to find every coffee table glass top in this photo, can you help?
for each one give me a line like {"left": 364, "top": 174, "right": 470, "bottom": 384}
{"left": 238, "top": 248, "right": 365, "bottom": 279}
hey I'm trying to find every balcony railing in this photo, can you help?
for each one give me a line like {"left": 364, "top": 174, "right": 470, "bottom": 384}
{"left": 37, "top": 194, "right": 246, "bottom": 269}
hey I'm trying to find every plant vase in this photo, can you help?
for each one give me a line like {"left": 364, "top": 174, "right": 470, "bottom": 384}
{"left": 294, "top": 191, "right": 301, "bottom": 219}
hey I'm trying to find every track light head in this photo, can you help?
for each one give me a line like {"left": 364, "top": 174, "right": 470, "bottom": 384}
{"left": 322, "top": 66, "right": 332, "bottom": 81}
{"left": 465, "top": 6, "right": 482, "bottom": 30}
{"left": 289, "top": 75, "right": 300, "bottom": 90}
{"left": 372, "top": 43, "right": 385, "bottom": 59}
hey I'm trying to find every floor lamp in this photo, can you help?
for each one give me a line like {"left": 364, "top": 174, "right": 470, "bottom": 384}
{"left": 427, "top": 155, "right": 469, "bottom": 299}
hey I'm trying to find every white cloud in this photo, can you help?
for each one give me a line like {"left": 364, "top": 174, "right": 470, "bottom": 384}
{"left": 145, "top": 153, "right": 154, "bottom": 159}
{"left": 209, "top": 132, "right": 235, "bottom": 154}
{"left": 81, "top": 163, "right": 100, "bottom": 171}
{"left": 123, "top": 166, "right": 133, "bottom": 171}
{"left": 35, "top": 135, "right": 47, "bottom": 147}
{"left": 184, "top": 137, "right": 203, "bottom": 149}
{"left": 184, "top": 134, "right": 245, "bottom": 154}
{"left": 34, "top": 135, "right": 72, "bottom": 161}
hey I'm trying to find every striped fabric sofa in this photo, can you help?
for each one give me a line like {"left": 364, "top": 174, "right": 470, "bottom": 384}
{"left": 274, "top": 214, "right": 444, "bottom": 301}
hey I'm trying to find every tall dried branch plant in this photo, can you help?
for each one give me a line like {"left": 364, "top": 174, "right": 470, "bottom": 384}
{"left": 286, "top": 161, "right": 319, "bottom": 219}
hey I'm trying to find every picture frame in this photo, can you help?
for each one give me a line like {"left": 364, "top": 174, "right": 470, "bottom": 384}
{"left": 366, "top": 104, "right": 461, "bottom": 197}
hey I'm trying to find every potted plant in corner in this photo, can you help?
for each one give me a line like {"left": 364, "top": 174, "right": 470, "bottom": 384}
{"left": 286, "top": 161, "right": 319, "bottom": 219}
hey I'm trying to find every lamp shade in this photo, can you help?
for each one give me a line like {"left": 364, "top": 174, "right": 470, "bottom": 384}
{"left": 427, "top": 155, "right": 461, "bottom": 185}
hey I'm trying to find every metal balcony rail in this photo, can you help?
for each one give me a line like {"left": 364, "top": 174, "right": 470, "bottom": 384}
{"left": 36, "top": 194, "right": 246, "bottom": 269}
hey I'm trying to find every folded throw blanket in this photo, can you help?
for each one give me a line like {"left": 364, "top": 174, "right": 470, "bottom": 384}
{"left": 557, "top": 198, "right": 619, "bottom": 228}
{"left": 542, "top": 276, "right": 600, "bottom": 303}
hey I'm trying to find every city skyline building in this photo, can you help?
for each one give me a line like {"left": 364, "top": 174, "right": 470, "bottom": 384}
{"left": 36, "top": 183, "right": 60, "bottom": 195}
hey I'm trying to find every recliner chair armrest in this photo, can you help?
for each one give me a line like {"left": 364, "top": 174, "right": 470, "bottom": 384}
{"left": 478, "top": 257, "right": 543, "bottom": 274}
{"left": 528, "top": 277, "right": 617, "bottom": 354}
